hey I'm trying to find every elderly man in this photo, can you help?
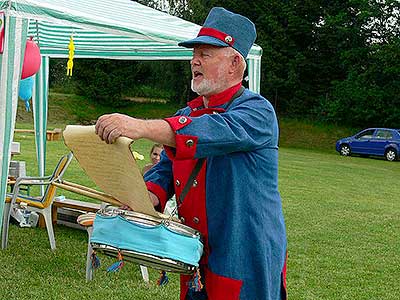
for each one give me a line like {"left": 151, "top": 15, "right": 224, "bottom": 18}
{"left": 96, "top": 7, "right": 287, "bottom": 300}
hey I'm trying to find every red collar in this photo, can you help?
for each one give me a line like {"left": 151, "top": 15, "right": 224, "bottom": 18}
{"left": 188, "top": 83, "right": 242, "bottom": 110}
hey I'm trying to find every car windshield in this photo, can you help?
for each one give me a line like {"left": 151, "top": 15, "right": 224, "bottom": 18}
{"left": 355, "top": 129, "right": 375, "bottom": 139}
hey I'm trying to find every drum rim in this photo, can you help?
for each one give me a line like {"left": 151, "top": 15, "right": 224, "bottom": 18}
{"left": 92, "top": 243, "right": 197, "bottom": 274}
{"left": 99, "top": 206, "right": 202, "bottom": 239}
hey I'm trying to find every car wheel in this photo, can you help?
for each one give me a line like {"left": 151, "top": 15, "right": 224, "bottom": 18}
{"left": 385, "top": 148, "right": 397, "bottom": 161}
{"left": 339, "top": 144, "right": 351, "bottom": 156}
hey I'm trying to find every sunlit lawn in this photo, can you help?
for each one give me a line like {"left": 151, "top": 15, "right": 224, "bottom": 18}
{"left": 280, "top": 149, "right": 400, "bottom": 300}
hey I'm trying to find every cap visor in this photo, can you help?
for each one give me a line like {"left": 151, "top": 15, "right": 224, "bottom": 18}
{"left": 178, "top": 36, "right": 229, "bottom": 48}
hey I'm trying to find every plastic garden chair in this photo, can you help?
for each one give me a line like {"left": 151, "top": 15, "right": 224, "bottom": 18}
{"left": 2, "top": 152, "right": 74, "bottom": 250}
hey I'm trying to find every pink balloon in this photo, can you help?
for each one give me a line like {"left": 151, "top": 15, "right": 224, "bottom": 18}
{"left": 21, "top": 37, "right": 41, "bottom": 79}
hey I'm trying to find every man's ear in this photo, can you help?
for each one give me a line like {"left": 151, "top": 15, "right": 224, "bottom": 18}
{"left": 229, "top": 54, "right": 241, "bottom": 74}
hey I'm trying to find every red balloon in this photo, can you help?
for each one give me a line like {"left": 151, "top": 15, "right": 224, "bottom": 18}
{"left": 21, "top": 37, "right": 41, "bottom": 79}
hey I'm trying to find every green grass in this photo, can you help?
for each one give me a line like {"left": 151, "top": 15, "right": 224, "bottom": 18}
{"left": 0, "top": 225, "right": 181, "bottom": 300}
{"left": 278, "top": 117, "right": 357, "bottom": 151}
{"left": 4, "top": 93, "right": 400, "bottom": 299}
{"left": 4, "top": 131, "right": 181, "bottom": 300}
{"left": 280, "top": 148, "right": 400, "bottom": 299}
{"left": 4, "top": 138, "right": 400, "bottom": 299}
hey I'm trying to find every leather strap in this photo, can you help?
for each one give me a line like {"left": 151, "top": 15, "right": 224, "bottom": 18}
{"left": 178, "top": 158, "right": 205, "bottom": 204}
{"left": 225, "top": 86, "right": 245, "bottom": 110}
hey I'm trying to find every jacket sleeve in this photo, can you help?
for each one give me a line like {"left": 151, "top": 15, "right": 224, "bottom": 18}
{"left": 164, "top": 92, "right": 279, "bottom": 160}
{"left": 143, "top": 150, "right": 174, "bottom": 211}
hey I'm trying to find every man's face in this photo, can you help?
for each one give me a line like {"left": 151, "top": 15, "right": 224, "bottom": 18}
{"left": 191, "top": 45, "right": 232, "bottom": 96}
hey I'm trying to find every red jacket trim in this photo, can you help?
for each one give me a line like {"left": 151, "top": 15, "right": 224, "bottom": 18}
{"left": 164, "top": 116, "right": 198, "bottom": 160}
{"left": 163, "top": 145, "right": 176, "bottom": 160}
{"left": 281, "top": 251, "right": 288, "bottom": 299}
{"left": 179, "top": 268, "right": 243, "bottom": 300}
{"left": 174, "top": 134, "right": 198, "bottom": 160}
{"left": 205, "top": 268, "right": 243, "bottom": 300}
{"left": 165, "top": 115, "right": 192, "bottom": 131}
{"left": 163, "top": 135, "right": 198, "bottom": 161}
{"left": 187, "top": 83, "right": 242, "bottom": 109}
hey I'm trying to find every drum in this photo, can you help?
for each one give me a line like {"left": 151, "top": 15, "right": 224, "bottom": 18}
{"left": 89, "top": 207, "right": 203, "bottom": 274}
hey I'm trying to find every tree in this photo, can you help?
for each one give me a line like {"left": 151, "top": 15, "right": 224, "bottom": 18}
{"left": 317, "top": 0, "right": 400, "bottom": 127}
{"left": 64, "top": 0, "right": 399, "bottom": 127}
{"left": 72, "top": 59, "right": 141, "bottom": 106}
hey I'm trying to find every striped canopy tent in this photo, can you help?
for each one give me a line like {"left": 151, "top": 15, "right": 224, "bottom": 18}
{"left": 0, "top": 0, "right": 262, "bottom": 226}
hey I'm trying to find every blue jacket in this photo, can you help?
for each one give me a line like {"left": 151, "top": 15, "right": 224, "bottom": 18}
{"left": 144, "top": 84, "right": 287, "bottom": 300}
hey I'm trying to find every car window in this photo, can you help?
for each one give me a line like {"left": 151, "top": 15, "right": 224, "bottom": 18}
{"left": 355, "top": 129, "right": 375, "bottom": 139}
{"left": 375, "top": 130, "right": 393, "bottom": 139}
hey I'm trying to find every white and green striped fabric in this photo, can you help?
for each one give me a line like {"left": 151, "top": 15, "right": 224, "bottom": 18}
{"left": 0, "top": 14, "right": 29, "bottom": 230}
{"left": 3, "top": 0, "right": 262, "bottom": 59}
{"left": 0, "top": 0, "right": 262, "bottom": 225}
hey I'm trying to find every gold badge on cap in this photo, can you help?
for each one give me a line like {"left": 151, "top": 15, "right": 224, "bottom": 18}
{"left": 225, "top": 35, "right": 233, "bottom": 43}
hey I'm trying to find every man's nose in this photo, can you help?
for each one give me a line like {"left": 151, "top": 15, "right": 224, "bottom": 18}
{"left": 191, "top": 56, "right": 201, "bottom": 66}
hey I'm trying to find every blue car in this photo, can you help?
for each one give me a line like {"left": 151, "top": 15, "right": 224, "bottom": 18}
{"left": 336, "top": 128, "right": 400, "bottom": 161}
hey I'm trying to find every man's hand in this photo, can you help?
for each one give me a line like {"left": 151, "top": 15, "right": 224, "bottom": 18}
{"left": 119, "top": 204, "right": 132, "bottom": 211}
{"left": 148, "top": 191, "right": 160, "bottom": 206}
{"left": 95, "top": 113, "right": 145, "bottom": 144}
{"left": 95, "top": 113, "right": 176, "bottom": 147}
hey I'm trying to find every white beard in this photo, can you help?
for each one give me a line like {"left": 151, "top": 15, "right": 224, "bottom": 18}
{"left": 191, "top": 78, "right": 215, "bottom": 96}
{"left": 191, "top": 65, "right": 229, "bottom": 96}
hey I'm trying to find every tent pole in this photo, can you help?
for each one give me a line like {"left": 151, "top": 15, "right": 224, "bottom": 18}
{"left": 247, "top": 57, "right": 261, "bottom": 94}
{"left": 0, "top": 15, "right": 29, "bottom": 230}
{"left": 33, "top": 56, "right": 49, "bottom": 195}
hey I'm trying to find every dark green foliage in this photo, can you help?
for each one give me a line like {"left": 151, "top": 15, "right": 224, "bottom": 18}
{"left": 126, "top": 60, "right": 194, "bottom": 105}
{"left": 49, "top": 59, "right": 78, "bottom": 94}
{"left": 319, "top": 40, "right": 400, "bottom": 127}
{"left": 312, "top": 0, "right": 400, "bottom": 127}
{"left": 71, "top": 59, "right": 139, "bottom": 106}
{"left": 49, "top": 0, "right": 400, "bottom": 128}
{"left": 188, "top": 0, "right": 400, "bottom": 127}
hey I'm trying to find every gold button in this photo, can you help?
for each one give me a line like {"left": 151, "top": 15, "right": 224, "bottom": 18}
{"left": 175, "top": 179, "right": 180, "bottom": 186}
{"left": 186, "top": 139, "right": 194, "bottom": 147}
{"left": 225, "top": 35, "right": 233, "bottom": 43}
{"left": 180, "top": 217, "right": 185, "bottom": 223}
{"left": 178, "top": 116, "right": 187, "bottom": 124}
{"left": 193, "top": 179, "right": 198, "bottom": 187}
{"left": 193, "top": 217, "right": 199, "bottom": 224}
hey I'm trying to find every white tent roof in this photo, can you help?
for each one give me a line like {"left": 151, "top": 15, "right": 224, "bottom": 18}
{"left": 3, "top": 0, "right": 262, "bottom": 59}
